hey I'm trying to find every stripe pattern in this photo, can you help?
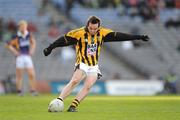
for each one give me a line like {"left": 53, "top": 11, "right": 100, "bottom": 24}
{"left": 76, "top": 31, "right": 101, "bottom": 66}
{"left": 66, "top": 27, "right": 112, "bottom": 66}
{"left": 71, "top": 99, "right": 80, "bottom": 108}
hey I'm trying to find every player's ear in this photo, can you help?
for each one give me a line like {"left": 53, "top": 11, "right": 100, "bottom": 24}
{"left": 85, "top": 20, "right": 90, "bottom": 32}
{"left": 85, "top": 25, "right": 88, "bottom": 32}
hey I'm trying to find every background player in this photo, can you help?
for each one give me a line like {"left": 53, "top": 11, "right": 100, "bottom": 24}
{"left": 6, "top": 20, "right": 38, "bottom": 96}
{"left": 43, "top": 16, "right": 149, "bottom": 112}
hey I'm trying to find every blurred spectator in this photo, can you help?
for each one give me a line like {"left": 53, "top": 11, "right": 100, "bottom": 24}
{"left": 98, "top": 0, "right": 109, "bottom": 8}
{"left": 0, "top": 17, "right": 4, "bottom": 43}
{"left": 165, "top": 17, "right": 180, "bottom": 28}
{"left": 65, "top": 0, "right": 74, "bottom": 17}
{"left": 90, "top": 0, "right": 99, "bottom": 8}
{"left": 48, "top": 16, "right": 59, "bottom": 27}
{"left": 0, "top": 18, "right": 17, "bottom": 43}
{"left": 139, "top": 2, "right": 157, "bottom": 22}
{"left": 164, "top": 71, "right": 178, "bottom": 94}
{"left": 2, "top": 74, "right": 16, "bottom": 93}
{"left": 48, "top": 24, "right": 61, "bottom": 38}
{"left": 52, "top": 0, "right": 179, "bottom": 24}
{"left": 2, "top": 31, "right": 12, "bottom": 43}
{"left": 158, "top": 0, "right": 166, "bottom": 9}
{"left": 148, "top": 0, "right": 158, "bottom": 8}
{"left": 112, "top": 72, "right": 121, "bottom": 79}
{"left": 129, "top": 6, "right": 139, "bottom": 18}
{"left": 165, "top": 0, "right": 175, "bottom": 8}
{"left": 177, "top": 41, "right": 180, "bottom": 52}
{"left": 37, "top": 8, "right": 51, "bottom": 25}
{"left": 128, "top": 0, "right": 138, "bottom": 7}
{"left": 41, "top": 0, "right": 49, "bottom": 10}
{"left": 7, "top": 18, "right": 16, "bottom": 34}
{"left": 149, "top": 75, "right": 159, "bottom": 80}
{"left": 106, "top": 0, "right": 119, "bottom": 8}
{"left": 175, "top": 0, "right": 180, "bottom": 8}
{"left": 27, "top": 22, "right": 38, "bottom": 33}
{"left": 0, "top": 82, "right": 5, "bottom": 94}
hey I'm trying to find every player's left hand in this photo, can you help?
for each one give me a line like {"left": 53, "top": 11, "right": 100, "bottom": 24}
{"left": 141, "top": 35, "right": 149, "bottom": 41}
{"left": 29, "top": 50, "right": 35, "bottom": 56}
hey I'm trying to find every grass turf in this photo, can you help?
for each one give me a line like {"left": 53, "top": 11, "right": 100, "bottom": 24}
{"left": 0, "top": 94, "right": 180, "bottom": 120}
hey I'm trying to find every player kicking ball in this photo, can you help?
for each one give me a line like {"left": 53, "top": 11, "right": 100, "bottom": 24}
{"left": 44, "top": 16, "right": 149, "bottom": 112}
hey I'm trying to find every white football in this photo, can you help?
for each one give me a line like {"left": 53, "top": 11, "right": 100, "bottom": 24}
{"left": 48, "top": 99, "right": 64, "bottom": 112}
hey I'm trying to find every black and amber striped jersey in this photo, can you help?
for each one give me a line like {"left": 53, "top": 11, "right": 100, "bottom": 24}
{"left": 45, "top": 26, "right": 147, "bottom": 65}
{"left": 65, "top": 27, "right": 113, "bottom": 66}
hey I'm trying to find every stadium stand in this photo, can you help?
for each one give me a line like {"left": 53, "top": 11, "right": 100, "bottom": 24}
{"left": 0, "top": 0, "right": 37, "bottom": 22}
{"left": 0, "top": 0, "right": 180, "bottom": 84}
{"left": 0, "top": 0, "right": 141, "bottom": 82}
{"left": 0, "top": 0, "right": 74, "bottom": 81}
{"left": 63, "top": 1, "right": 180, "bottom": 79}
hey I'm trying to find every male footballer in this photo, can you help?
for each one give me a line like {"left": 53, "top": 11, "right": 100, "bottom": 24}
{"left": 6, "top": 20, "right": 38, "bottom": 96}
{"left": 43, "top": 16, "right": 149, "bottom": 112}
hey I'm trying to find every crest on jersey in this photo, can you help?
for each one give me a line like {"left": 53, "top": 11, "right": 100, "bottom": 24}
{"left": 19, "top": 38, "right": 30, "bottom": 47}
{"left": 87, "top": 43, "right": 97, "bottom": 55}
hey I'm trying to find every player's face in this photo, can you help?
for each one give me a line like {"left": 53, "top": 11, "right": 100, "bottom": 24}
{"left": 19, "top": 24, "right": 27, "bottom": 33}
{"left": 88, "top": 23, "right": 99, "bottom": 35}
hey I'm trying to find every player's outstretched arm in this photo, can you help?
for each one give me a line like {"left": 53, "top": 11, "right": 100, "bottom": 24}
{"left": 43, "top": 35, "right": 78, "bottom": 56}
{"left": 104, "top": 32, "right": 149, "bottom": 42}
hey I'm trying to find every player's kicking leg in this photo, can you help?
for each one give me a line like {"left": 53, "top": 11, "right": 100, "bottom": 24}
{"left": 67, "top": 74, "right": 97, "bottom": 112}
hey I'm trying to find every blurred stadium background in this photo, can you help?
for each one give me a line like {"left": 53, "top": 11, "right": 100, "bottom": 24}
{"left": 0, "top": 0, "right": 180, "bottom": 95}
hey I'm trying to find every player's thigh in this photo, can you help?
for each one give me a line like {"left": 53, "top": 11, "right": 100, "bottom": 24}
{"left": 16, "top": 68, "right": 24, "bottom": 78}
{"left": 25, "top": 56, "right": 34, "bottom": 69}
{"left": 26, "top": 67, "right": 35, "bottom": 78}
{"left": 16, "top": 56, "right": 25, "bottom": 69}
{"left": 70, "top": 69, "right": 86, "bottom": 84}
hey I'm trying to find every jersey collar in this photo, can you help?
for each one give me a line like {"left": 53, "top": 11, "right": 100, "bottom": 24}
{"left": 17, "top": 30, "right": 29, "bottom": 38}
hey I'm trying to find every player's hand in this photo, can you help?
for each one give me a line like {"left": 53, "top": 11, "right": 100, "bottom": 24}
{"left": 29, "top": 50, "right": 35, "bottom": 56}
{"left": 141, "top": 35, "right": 149, "bottom": 41}
{"left": 14, "top": 51, "right": 20, "bottom": 57}
{"left": 43, "top": 47, "right": 52, "bottom": 56}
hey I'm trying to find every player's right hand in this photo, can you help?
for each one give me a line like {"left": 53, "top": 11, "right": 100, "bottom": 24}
{"left": 43, "top": 47, "right": 52, "bottom": 56}
{"left": 141, "top": 35, "right": 149, "bottom": 41}
{"left": 14, "top": 51, "right": 20, "bottom": 57}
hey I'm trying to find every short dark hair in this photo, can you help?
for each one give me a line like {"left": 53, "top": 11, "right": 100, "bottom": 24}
{"left": 86, "top": 16, "right": 101, "bottom": 27}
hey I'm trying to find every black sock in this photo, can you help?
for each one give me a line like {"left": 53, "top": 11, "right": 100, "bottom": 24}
{"left": 30, "top": 90, "right": 36, "bottom": 93}
{"left": 57, "top": 97, "right": 63, "bottom": 101}
{"left": 17, "top": 90, "right": 22, "bottom": 93}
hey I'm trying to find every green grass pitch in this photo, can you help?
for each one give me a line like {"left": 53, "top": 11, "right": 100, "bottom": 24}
{"left": 0, "top": 94, "right": 180, "bottom": 120}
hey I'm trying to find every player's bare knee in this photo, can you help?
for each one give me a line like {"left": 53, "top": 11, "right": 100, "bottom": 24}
{"left": 16, "top": 75, "right": 23, "bottom": 80}
{"left": 16, "top": 77, "right": 22, "bottom": 81}
{"left": 70, "top": 78, "right": 80, "bottom": 86}
{"left": 29, "top": 73, "right": 35, "bottom": 80}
